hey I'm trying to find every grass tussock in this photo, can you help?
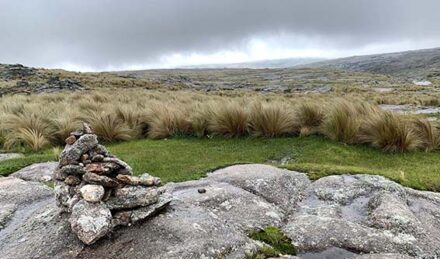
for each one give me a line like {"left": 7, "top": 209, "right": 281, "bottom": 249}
{"left": 411, "top": 118, "right": 440, "bottom": 151}
{"left": 295, "top": 102, "right": 324, "bottom": 136}
{"left": 0, "top": 89, "right": 438, "bottom": 153}
{"left": 359, "top": 112, "right": 419, "bottom": 152}
{"left": 207, "top": 101, "right": 248, "bottom": 137}
{"left": 321, "top": 100, "right": 361, "bottom": 144}
{"left": 248, "top": 102, "right": 297, "bottom": 137}
{"left": 80, "top": 110, "right": 134, "bottom": 142}
{"left": 146, "top": 104, "right": 192, "bottom": 139}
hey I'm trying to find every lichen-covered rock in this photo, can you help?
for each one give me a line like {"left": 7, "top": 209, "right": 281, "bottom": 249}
{"left": 0, "top": 176, "right": 52, "bottom": 231}
{"left": 57, "top": 165, "right": 87, "bottom": 176}
{"left": 106, "top": 186, "right": 159, "bottom": 210}
{"left": 112, "top": 194, "right": 172, "bottom": 227}
{"left": 59, "top": 134, "right": 98, "bottom": 166}
{"left": 116, "top": 173, "right": 160, "bottom": 186}
{"left": 0, "top": 153, "right": 23, "bottom": 162}
{"left": 3, "top": 164, "right": 439, "bottom": 258}
{"left": 79, "top": 185, "right": 104, "bottom": 203}
{"left": 69, "top": 200, "right": 112, "bottom": 245}
{"left": 82, "top": 172, "right": 119, "bottom": 187}
{"left": 207, "top": 164, "right": 310, "bottom": 212}
{"left": 64, "top": 175, "right": 81, "bottom": 186}
{"left": 10, "top": 162, "right": 58, "bottom": 183}
{"left": 52, "top": 127, "right": 171, "bottom": 245}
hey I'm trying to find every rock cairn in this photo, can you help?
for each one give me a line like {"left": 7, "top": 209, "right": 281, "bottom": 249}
{"left": 53, "top": 124, "right": 171, "bottom": 245}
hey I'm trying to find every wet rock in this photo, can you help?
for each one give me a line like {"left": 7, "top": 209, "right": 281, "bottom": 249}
{"left": 69, "top": 200, "right": 112, "bottom": 245}
{"left": 10, "top": 162, "right": 58, "bottom": 183}
{"left": 80, "top": 185, "right": 105, "bottom": 203}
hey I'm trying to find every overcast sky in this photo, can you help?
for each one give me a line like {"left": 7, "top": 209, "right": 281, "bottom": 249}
{"left": 1, "top": 0, "right": 440, "bottom": 71}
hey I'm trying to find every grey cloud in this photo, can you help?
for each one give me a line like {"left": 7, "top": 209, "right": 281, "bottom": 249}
{"left": 0, "top": 0, "right": 439, "bottom": 70}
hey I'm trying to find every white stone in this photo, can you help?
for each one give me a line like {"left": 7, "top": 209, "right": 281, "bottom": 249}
{"left": 80, "top": 184, "right": 104, "bottom": 203}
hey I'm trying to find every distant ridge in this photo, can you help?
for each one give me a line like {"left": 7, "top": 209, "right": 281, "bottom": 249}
{"left": 303, "top": 47, "right": 440, "bottom": 76}
{"left": 180, "top": 57, "right": 324, "bottom": 69}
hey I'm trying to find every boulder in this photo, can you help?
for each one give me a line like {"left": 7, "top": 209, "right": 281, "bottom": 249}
{"left": 10, "top": 162, "right": 58, "bottom": 183}
{"left": 69, "top": 201, "right": 112, "bottom": 245}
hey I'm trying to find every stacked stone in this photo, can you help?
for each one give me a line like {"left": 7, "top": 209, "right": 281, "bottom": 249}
{"left": 53, "top": 124, "right": 171, "bottom": 245}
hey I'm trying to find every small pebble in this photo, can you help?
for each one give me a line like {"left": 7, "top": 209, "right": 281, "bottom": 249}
{"left": 198, "top": 188, "right": 206, "bottom": 194}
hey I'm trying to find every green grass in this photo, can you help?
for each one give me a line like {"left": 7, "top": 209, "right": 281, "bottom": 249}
{"left": 248, "top": 226, "right": 296, "bottom": 257}
{"left": 0, "top": 151, "right": 54, "bottom": 176}
{"left": 1, "top": 136, "right": 440, "bottom": 191}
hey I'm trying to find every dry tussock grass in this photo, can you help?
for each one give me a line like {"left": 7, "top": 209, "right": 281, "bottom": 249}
{"left": 0, "top": 89, "right": 438, "bottom": 153}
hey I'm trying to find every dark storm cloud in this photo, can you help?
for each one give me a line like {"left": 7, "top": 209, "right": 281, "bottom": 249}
{"left": 0, "top": 0, "right": 439, "bottom": 70}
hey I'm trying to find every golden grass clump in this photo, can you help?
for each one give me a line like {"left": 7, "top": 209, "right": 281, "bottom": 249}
{"left": 114, "top": 106, "right": 150, "bottom": 138}
{"left": 4, "top": 128, "right": 50, "bottom": 151}
{"left": 411, "top": 118, "right": 440, "bottom": 151}
{"left": 1, "top": 111, "right": 53, "bottom": 151}
{"left": 49, "top": 111, "right": 82, "bottom": 144}
{"left": 295, "top": 102, "right": 324, "bottom": 136}
{"left": 248, "top": 102, "right": 297, "bottom": 137}
{"left": 207, "top": 101, "right": 248, "bottom": 137}
{"left": 359, "top": 111, "right": 419, "bottom": 153}
{"left": 80, "top": 110, "right": 134, "bottom": 142}
{"left": 190, "top": 102, "right": 213, "bottom": 137}
{"left": 146, "top": 104, "right": 192, "bottom": 139}
{"left": 0, "top": 89, "right": 438, "bottom": 153}
{"left": 321, "top": 100, "right": 361, "bottom": 144}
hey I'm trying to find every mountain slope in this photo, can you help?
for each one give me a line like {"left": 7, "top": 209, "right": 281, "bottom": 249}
{"left": 305, "top": 47, "right": 440, "bottom": 78}
{"left": 181, "top": 57, "right": 324, "bottom": 69}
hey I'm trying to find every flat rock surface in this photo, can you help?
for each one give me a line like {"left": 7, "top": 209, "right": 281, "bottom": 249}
{"left": 0, "top": 153, "right": 23, "bottom": 162}
{"left": 10, "top": 162, "right": 58, "bottom": 183}
{"left": 1, "top": 164, "right": 440, "bottom": 258}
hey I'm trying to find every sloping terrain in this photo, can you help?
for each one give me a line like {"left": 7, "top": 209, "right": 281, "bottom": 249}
{"left": 306, "top": 47, "right": 440, "bottom": 78}
{"left": 181, "top": 57, "right": 324, "bottom": 69}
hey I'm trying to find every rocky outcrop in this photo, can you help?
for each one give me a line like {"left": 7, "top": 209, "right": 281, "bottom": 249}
{"left": 10, "top": 162, "right": 58, "bottom": 183}
{"left": 0, "top": 153, "right": 23, "bottom": 162}
{"left": 1, "top": 164, "right": 440, "bottom": 258}
{"left": 0, "top": 64, "right": 35, "bottom": 80}
{"left": 53, "top": 125, "right": 170, "bottom": 245}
